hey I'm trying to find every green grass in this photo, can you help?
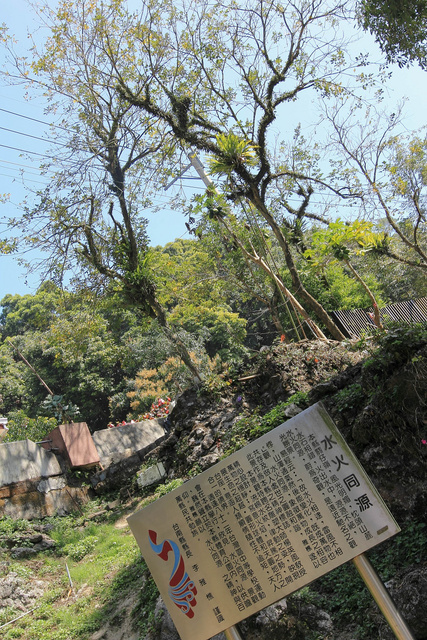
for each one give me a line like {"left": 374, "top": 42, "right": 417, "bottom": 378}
{"left": 0, "top": 503, "right": 148, "bottom": 639}
{"left": 0, "top": 478, "right": 189, "bottom": 640}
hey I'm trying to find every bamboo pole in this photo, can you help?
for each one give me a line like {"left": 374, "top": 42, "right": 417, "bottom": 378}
{"left": 7, "top": 339, "right": 54, "bottom": 396}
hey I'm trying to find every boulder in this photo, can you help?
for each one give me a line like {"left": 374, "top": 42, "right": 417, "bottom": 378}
{"left": 377, "top": 565, "right": 427, "bottom": 639}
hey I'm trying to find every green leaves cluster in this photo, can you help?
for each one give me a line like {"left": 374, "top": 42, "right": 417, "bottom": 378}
{"left": 221, "top": 392, "right": 309, "bottom": 456}
{"left": 0, "top": 252, "right": 250, "bottom": 432}
{"left": 305, "top": 219, "right": 382, "bottom": 265}
{"left": 3, "top": 411, "right": 57, "bottom": 444}
{"left": 208, "top": 133, "right": 259, "bottom": 176}
{"left": 359, "top": 0, "right": 427, "bottom": 69}
{"left": 61, "top": 535, "right": 99, "bottom": 561}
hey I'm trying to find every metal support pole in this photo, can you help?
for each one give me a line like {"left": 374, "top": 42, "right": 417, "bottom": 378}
{"left": 224, "top": 625, "right": 244, "bottom": 640}
{"left": 352, "top": 553, "right": 415, "bottom": 640}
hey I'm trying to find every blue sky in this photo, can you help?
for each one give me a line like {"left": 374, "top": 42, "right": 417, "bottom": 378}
{"left": 1, "top": 0, "right": 426, "bottom": 301}
{"left": 0, "top": 0, "right": 202, "bottom": 299}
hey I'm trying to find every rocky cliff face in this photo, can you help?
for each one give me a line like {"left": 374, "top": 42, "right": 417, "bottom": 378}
{"left": 149, "top": 339, "right": 365, "bottom": 475}
{"left": 141, "top": 329, "right": 427, "bottom": 640}
{"left": 151, "top": 334, "right": 427, "bottom": 524}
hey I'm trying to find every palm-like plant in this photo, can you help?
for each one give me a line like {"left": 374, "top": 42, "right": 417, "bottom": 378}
{"left": 208, "top": 133, "right": 258, "bottom": 176}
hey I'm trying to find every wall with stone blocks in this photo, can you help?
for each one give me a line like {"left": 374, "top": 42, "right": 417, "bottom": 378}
{"left": 92, "top": 419, "right": 165, "bottom": 468}
{"left": 0, "top": 419, "right": 166, "bottom": 519}
{"left": 0, "top": 439, "right": 62, "bottom": 487}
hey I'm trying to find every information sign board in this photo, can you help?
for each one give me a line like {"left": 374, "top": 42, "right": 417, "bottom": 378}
{"left": 128, "top": 403, "right": 400, "bottom": 640}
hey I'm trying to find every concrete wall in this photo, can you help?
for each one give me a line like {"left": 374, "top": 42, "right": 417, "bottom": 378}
{"left": 0, "top": 440, "right": 62, "bottom": 488}
{"left": 0, "top": 420, "right": 167, "bottom": 517}
{"left": 92, "top": 420, "right": 165, "bottom": 468}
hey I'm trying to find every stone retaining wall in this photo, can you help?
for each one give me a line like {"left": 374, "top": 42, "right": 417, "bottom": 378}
{"left": 0, "top": 419, "right": 167, "bottom": 518}
{"left": 92, "top": 419, "right": 165, "bottom": 468}
{"left": 0, "top": 439, "right": 62, "bottom": 487}
{"left": 0, "top": 478, "right": 90, "bottom": 520}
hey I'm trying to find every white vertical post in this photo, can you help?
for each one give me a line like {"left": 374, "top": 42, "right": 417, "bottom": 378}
{"left": 352, "top": 553, "right": 415, "bottom": 640}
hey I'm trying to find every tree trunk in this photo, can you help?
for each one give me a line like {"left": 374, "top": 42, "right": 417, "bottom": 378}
{"left": 344, "top": 260, "right": 384, "bottom": 330}
{"left": 270, "top": 288, "right": 288, "bottom": 339}
{"left": 250, "top": 190, "right": 346, "bottom": 341}
{"left": 147, "top": 294, "right": 203, "bottom": 382}
{"left": 219, "top": 216, "right": 328, "bottom": 340}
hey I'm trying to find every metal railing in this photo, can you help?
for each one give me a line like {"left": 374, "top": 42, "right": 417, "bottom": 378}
{"left": 330, "top": 297, "right": 427, "bottom": 338}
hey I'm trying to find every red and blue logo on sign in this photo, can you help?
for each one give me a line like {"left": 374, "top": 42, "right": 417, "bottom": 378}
{"left": 148, "top": 530, "right": 198, "bottom": 618}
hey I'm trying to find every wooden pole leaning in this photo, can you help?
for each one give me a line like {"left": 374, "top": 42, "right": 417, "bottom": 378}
{"left": 352, "top": 553, "right": 415, "bottom": 640}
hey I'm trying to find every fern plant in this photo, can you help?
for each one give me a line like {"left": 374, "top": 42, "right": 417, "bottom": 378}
{"left": 208, "top": 132, "right": 258, "bottom": 176}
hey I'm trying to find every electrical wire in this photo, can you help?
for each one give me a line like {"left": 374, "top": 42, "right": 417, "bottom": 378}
{"left": 0, "top": 119, "right": 359, "bottom": 211}
{"left": 0, "top": 143, "right": 55, "bottom": 158}
{"left": 0, "top": 172, "right": 50, "bottom": 186}
{"left": 0, "top": 158, "right": 55, "bottom": 174}
{"left": 0, "top": 106, "right": 71, "bottom": 133}
{"left": 0, "top": 109, "right": 359, "bottom": 207}
{"left": 0, "top": 125, "right": 67, "bottom": 146}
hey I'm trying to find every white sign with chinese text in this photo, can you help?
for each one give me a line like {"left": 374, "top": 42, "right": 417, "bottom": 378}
{"left": 128, "top": 403, "right": 399, "bottom": 640}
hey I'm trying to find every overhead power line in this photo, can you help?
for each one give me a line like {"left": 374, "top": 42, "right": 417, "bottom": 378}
{"left": 0, "top": 143, "right": 54, "bottom": 158}
{"left": 0, "top": 158, "right": 54, "bottom": 172}
{"left": 0, "top": 125, "right": 67, "bottom": 147}
{"left": 0, "top": 106, "right": 71, "bottom": 133}
{"left": 0, "top": 172, "right": 49, "bottom": 186}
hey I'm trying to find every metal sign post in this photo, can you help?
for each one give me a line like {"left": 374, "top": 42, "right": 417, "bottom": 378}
{"left": 224, "top": 626, "right": 244, "bottom": 640}
{"left": 353, "top": 554, "right": 415, "bottom": 640}
{"left": 128, "top": 403, "right": 408, "bottom": 640}
{"left": 225, "top": 555, "right": 415, "bottom": 640}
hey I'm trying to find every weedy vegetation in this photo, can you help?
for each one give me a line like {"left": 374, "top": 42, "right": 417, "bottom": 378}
{"left": 0, "top": 492, "right": 165, "bottom": 640}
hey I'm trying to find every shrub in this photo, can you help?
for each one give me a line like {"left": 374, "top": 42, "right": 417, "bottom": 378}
{"left": 62, "top": 535, "right": 98, "bottom": 561}
{"left": 127, "top": 369, "right": 169, "bottom": 415}
{"left": 222, "top": 392, "right": 309, "bottom": 456}
{"left": 4, "top": 410, "right": 57, "bottom": 443}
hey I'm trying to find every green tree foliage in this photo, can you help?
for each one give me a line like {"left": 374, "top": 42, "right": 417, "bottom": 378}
{"left": 305, "top": 220, "right": 386, "bottom": 326}
{"left": 0, "top": 314, "right": 120, "bottom": 431}
{"left": 2, "top": 0, "right": 202, "bottom": 382}
{"left": 152, "top": 237, "right": 279, "bottom": 352}
{"left": 170, "top": 304, "right": 248, "bottom": 362}
{"left": 151, "top": 239, "right": 226, "bottom": 312}
{"left": 325, "top": 105, "right": 427, "bottom": 279}
{"left": 308, "top": 262, "right": 381, "bottom": 310}
{"left": 0, "top": 342, "right": 26, "bottom": 413}
{"left": 362, "top": 243, "right": 427, "bottom": 301}
{"left": 3, "top": 410, "right": 57, "bottom": 444}
{"left": 358, "top": 0, "right": 427, "bottom": 69}
{"left": 1, "top": 281, "right": 244, "bottom": 429}
{"left": 0, "top": 282, "right": 62, "bottom": 339}
{"left": 0, "top": 287, "right": 134, "bottom": 429}
{"left": 194, "top": 190, "right": 331, "bottom": 340}
{"left": 115, "top": 0, "right": 369, "bottom": 339}
{"left": 194, "top": 211, "right": 305, "bottom": 341}
{"left": 2, "top": 0, "right": 426, "bottom": 427}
